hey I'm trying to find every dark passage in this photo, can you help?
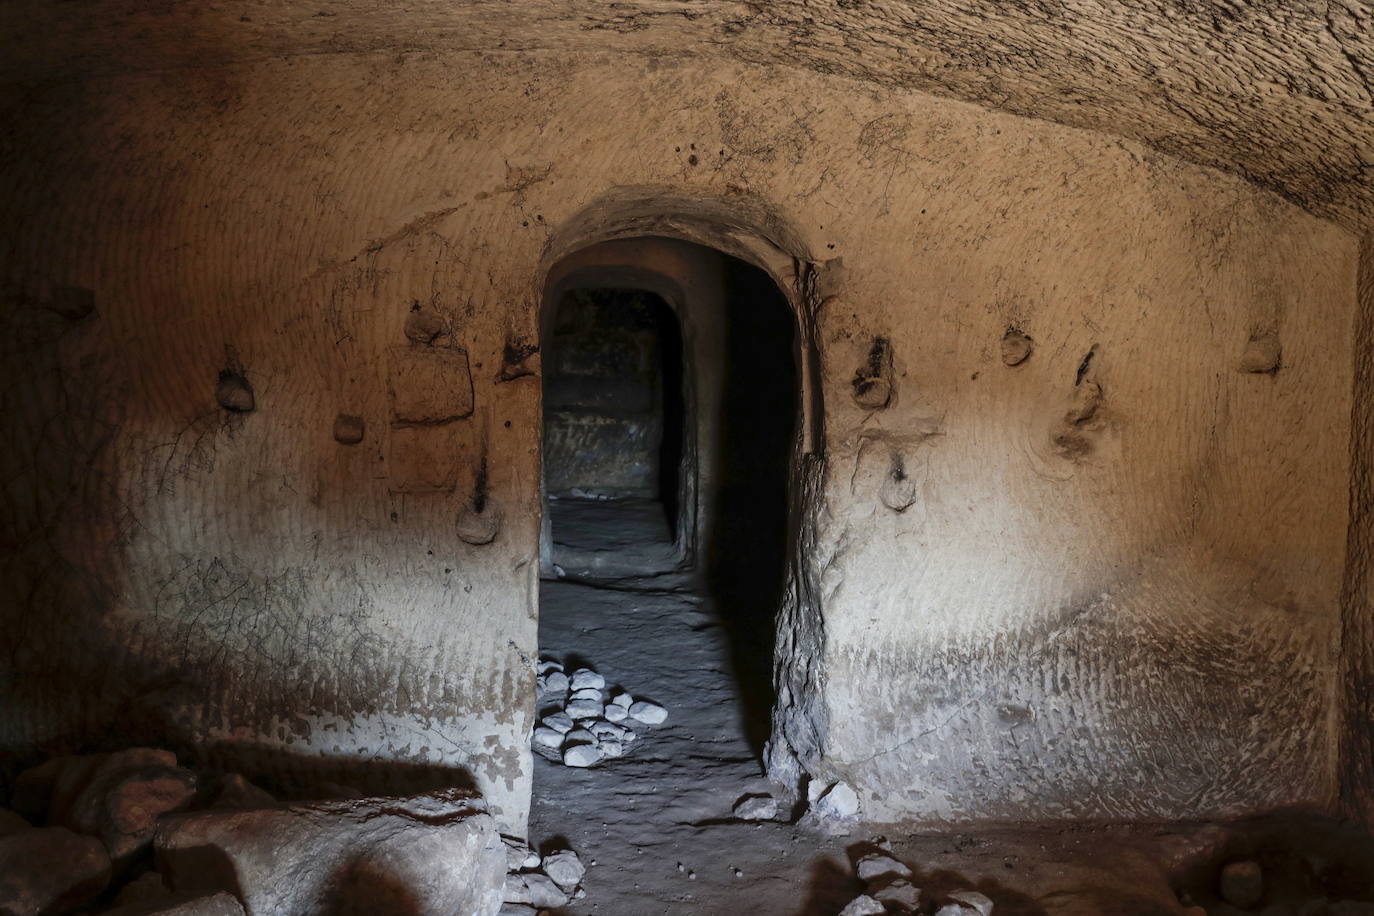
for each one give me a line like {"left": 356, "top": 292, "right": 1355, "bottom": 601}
{"left": 543, "top": 288, "right": 685, "bottom": 576}
{"left": 538, "top": 242, "right": 798, "bottom": 756}
{"left": 706, "top": 254, "right": 798, "bottom": 754}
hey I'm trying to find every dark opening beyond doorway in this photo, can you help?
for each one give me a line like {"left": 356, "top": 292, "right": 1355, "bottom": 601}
{"left": 707, "top": 255, "right": 798, "bottom": 752}
{"left": 539, "top": 240, "right": 798, "bottom": 757}
{"left": 543, "top": 288, "right": 686, "bottom": 576}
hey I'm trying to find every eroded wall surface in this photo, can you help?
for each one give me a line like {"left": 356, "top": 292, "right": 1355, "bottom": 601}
{"left": 0, "top": 52, "right": 1356, "bottom": 825}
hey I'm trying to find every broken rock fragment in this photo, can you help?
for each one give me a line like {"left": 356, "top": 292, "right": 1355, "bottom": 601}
{"left": 856, "top": 852, "right": 913, "bottom": 882}
{"left": 542, "top": 849, "right": 585, "bottom": 891}
{"left": 629, "top": 700, "right": 667, "bottom": 725}
{"left": 542, "top": 712, "right": 573, "bottom": 734}
{"left": 501, "top": 835, "right": 542, "bottom": 872}
{"left": 521, "top": 873, "right": 569, "bottom": 909}
{"left": 155, "top": 789, "right": 504, "bottom": 916}
{"left": 570, "top": 669, "right": 605, "bottom": 690}
{"left": 948, "top": 889, "right": 995, "bottom": 915}
{"left": 0, "top": 827, "right": 111, "bottom": 916}
{"left": 563, "top": 745, "right": 604, "bottom": 768}
{"left": 66, "top": 761, "right": 197, "bottom": 866}
{"left": 812, "top": 781, "right": 860, "bottom": 820}
{"left": 732, "top": 794, "right": 780, "bottom": 821}
{"left": 103, "top": 892, "right": 246, "bottom": 916}
{"left": 533, "top": 727, "right": 564, "bottom": 749}
{"left": 838, "top": 895, "right": 888, "bottom": 916}
{"left": 566, "top": 698, "right": 603, "bottom": 719}
{"left": 872, "top": 876, "right": 921, "bottom": 911}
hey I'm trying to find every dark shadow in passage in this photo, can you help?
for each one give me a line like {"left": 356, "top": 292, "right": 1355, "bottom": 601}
{"left": 655, "top": 300, "right": 686, "bottom": 537}
{"left": 705, "top": 254, "right": 798, "bottom": 756}
{"left": 795, "top": 855, "right": 863, "bottom": 916}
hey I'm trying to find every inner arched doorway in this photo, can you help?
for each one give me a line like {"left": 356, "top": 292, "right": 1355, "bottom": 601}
{"left": 537, "top": 235, "right": 800, "bottom": 754}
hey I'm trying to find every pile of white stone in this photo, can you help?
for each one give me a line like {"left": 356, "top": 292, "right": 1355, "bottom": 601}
{"left": 531, "top": 657, "right": 667, "bottom": 767}
{"left": 500, "top": 836, "right": 586, "bottom": 914}
{"left": 838, "top": 847, "right": 994, "bottom": 916}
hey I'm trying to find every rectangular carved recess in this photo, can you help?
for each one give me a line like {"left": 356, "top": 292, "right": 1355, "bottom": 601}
{"left": 389, "top": 346, "right": 475, "bottom": 425}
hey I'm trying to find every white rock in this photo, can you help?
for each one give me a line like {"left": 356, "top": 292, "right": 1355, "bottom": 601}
{"left": 522, "top": 873, "right": 570, "bottom": 908}
{"left": 532, "top": 728, "right": 564, "bottom": 749}
{"left": 733, "top": 795, "right": 779, "bottom": 821}
{"left": 563, "top": 745, "right": 604, "bottom": 768}
{"left": 542, "top": 849, "right": 586, "bottom": 891}
{"left": 611, "top": 692, "right": 633, "bottom": 708}
{"left": 503, "top": 874, "right": 532, "bottom": 905}
{"left": 814, "top": 782, "right": 860, "bottom": 820}
{"left": 570, "top": 669, "right": 605, "bottom": 690}
{"left": 839, "top": 896, "right": 887, "bottom": 916}
{"left": 873, "top": 877, "right": 921, "bottom": 911}
{"left": 537, "top": 659, "right": 563, "bottom": 675}
{"left": 629, "top": 701, "right": 667, "bottom": 725}
{"left": 501, "top": 836, "right": 540, "bottom": 872}
{"left": 543, "top": 712, "right": 573, "bottom": 734}
{"left": 542, "top": 671, "right": 569, "bottom": 694}
{"left": 563, "top": 728, "right": 597, "bottom": 746}
{"left": 599, "top": 740, "right": 624, "bottom": 758}
{"left": 570, "top": 687, "right": 603, "bottom": 701}
{"left": 857, "top": 853, "right": 913, "bottom": 882}
{"left": 566, "top": 699, "right": 603, "bottom": 719}
{"left": 589, "top": 721, "right": 628, "bottom": 741}
{"left": 948, "top": 890, "right": 994, "bottom": 915}
{"left": 604, "top": 704, "right": 628, "bottom": 722}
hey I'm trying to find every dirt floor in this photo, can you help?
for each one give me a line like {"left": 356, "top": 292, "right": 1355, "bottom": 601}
{"left": 527, "top": 502, "right": 1374, "bottom": 916}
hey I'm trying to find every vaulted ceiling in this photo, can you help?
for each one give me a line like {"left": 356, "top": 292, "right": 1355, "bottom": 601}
{"left": 4, "top": 0, "right": 1372, "bottom": 231}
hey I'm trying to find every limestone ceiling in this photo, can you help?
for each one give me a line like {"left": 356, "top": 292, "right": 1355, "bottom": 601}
{"left": 4, "top": 0, "right": 1372, "bottom": 231}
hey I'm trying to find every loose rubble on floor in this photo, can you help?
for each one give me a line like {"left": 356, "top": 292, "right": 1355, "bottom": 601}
{"left": 836, "top": 844, "right": 993, "bottom": 916}
{"left": 9, "top": 745, "right": 1374, "bottom": 916}
{"left": 0, "top": 748, "right": 505, "bottom": 916}
{"left": 498, "top": 835, "right": 588, "bottom": 914}
{"left": 532, "top": 656, "right": 668, "bottom": 768}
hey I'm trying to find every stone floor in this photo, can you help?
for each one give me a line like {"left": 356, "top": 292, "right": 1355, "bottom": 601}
{"left": 547, "top": 496, "right": 683, "bottom": 580}
{"left": 527, "top": 501, "right": 1374, "bottom": 916}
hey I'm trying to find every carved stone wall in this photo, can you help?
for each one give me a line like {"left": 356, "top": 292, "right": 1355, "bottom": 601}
{"left": 0, "top": 51, "right": 1358, "bottom": 827}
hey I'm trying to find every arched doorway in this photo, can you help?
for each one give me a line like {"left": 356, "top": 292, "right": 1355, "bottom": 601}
{"left": 537, "top": 234, "right": 801, "bottom": 751}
